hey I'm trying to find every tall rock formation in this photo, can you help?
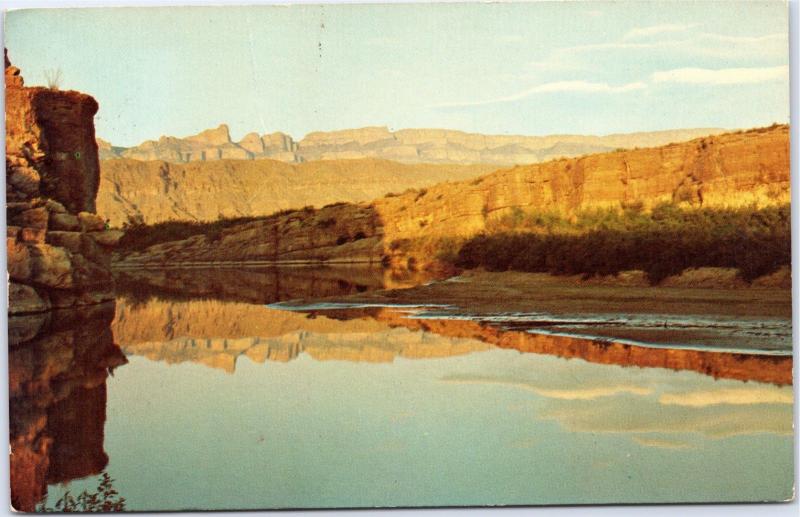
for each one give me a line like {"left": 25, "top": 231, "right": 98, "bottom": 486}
{"left": 6, "top": 51, "right": 121, "bottom": 314}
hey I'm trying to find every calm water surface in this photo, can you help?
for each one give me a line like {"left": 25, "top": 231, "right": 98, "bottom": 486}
{"left": 9, "top": 267, "right": 794, "bottom": 510}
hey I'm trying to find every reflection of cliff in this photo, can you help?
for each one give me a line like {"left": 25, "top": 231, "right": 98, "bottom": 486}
{"left": 8, "top": 304, "right": 127, "bottom": 511}
{"left": 112, "top": 295, "right": 791, "bottom": 385}
{"left": 112, "top": 298, "right": 490, "bottom": 373}
{"left": 316, "top": 308, "right": 793, "bottom": 386}
{"left": 113, "top": 265, "right": 392, "bottom": 305}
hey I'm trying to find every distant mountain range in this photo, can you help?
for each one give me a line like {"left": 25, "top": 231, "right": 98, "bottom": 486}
{"left": 98, "top": 125, "right": 729, "bottom": 166}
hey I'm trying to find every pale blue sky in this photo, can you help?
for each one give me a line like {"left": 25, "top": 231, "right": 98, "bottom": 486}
{"left": 4, "top": 1, "right": 790, "bottom": 146}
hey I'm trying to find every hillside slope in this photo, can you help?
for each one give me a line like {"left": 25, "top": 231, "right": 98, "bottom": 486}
{"left": 97, "top": 158, "right": 496, "bottom": 226}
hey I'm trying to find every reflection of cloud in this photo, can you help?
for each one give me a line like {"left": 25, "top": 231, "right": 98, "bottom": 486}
{"left": 440, "top": 375, "right": 653, "bottom": 400}
{"left": 633, "top": 436, "right": 695, "bottom": 450}
{"left": 431, "top": 80, "right": 646, "bottom": 108}
{"left": 651, "top": 65, "right": 788, "bottom": 85}
{"left": 623, "top": 23, "right": 698, "bottom": 41}
{"left": 659, "top": 387, "right": 794, "bottom": 407}
{"left": 540, "top": 397, "right": 793, "bottom": 439}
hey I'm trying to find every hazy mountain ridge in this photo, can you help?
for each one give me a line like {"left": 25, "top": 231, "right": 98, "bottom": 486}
{"left": 98, "top": 124, "right": 729, "bottom": 166}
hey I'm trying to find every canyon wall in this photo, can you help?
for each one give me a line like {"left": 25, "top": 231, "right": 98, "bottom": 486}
{"left": 6, "top": 52, "right": 121, "bottom": 314}
{"left": 99, "top": 123, "right": 726, "bottom": 166}
{"left": 373, "top": 124, "right": 791, "bottom": 244}
{"left": 97, "top": 158, "right": 496, "bottom": 226}
{"left": 115, "top": 125, "right": 790, "bottom": 268}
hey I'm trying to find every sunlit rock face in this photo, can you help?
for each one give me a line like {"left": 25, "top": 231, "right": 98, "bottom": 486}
{"left": 96, "top": 157, "right": 495, "bottom": 226}
{"left": 5, "top": 49, "right": 120, "bottom": 314}
{"left": 8, "top": 305, "right": 127, "bottom": 511}
{"left": 114, "top": 125, "right": 789, "bottom": 270}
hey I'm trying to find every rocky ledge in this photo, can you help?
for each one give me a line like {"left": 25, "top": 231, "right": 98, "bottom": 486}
{"left": 6, "top": 50, "right": 122, "bottom": 315}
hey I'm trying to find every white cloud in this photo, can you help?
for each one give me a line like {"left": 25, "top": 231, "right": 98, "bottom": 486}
{"left": 431, "top": 80, "right": 646, "bottom": 108}
{"left": 623, "top": 23, "right": 698, "bottom": 41}
{"left": 652, "top": 65, "right": 789, "bottom": 85}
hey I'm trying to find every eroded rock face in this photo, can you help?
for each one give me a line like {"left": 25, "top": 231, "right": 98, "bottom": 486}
{"left": 6, "top": 51, "right": 118, "bottom": 314}
{"left": 373, "top": 125, "right": 791, "bottom": 245}
{"left": 96, "top": 158, "right": 496, "bottom": 226}
{"left": 116, "top": 125, "right": 790, "bottom": 269}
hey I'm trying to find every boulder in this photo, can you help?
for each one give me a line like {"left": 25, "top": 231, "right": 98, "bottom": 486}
{"left": 7, "top": 239, "right": 32, "bottom": 281}
{"left": 20, "top": 228, "right": 46, "bottom": 243}
{"left": 12, "top": 207, "right": 48, "bottom": 229}
{"left": 29, "top": 244, "right": 73, "bottom": 289}
{"left": 89, "top": 230, "right": 124, "bottom": 247}
{"left": 8, "top": 283, "right": 50, "bottom": 314}
{"left": 46, "top": 231, "right": 83, "bottom": 253}
{"left": 49, "top": 212, "right": 80, "bottom": 231}
{"left": 7, "top": 166, "right": 40, "bottom": 196}
{"left": 77, "top": 212, "right": 105, "bottom": 232}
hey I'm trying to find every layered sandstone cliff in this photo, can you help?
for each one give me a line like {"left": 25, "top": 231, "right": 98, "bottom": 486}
{"left": 99, "top": 124, "right": 727, "bottom": 166}
{"left": 97, "top": 158, "right": 496, "bottom": 226}
{"left": 373, "top": 124, "right": 790, "bottom": 245}
{"left": 115, "top": 125, "right": 790, "bottom": 268}
{"left": 6, "top": 52, "right": 121, "bottom": 314}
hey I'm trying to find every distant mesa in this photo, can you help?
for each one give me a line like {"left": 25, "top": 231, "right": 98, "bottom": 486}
{"left": 98, "top": 125, "right": 729, "bottom": 166}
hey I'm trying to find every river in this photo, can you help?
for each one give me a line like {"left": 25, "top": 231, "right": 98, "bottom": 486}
{"left": 8, "top": 266, "right": 794, "bottom": 510}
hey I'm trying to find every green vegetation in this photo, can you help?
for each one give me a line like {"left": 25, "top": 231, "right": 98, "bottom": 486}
{"left": 37, "top": 472, "right": 125, "bottom": 512}
{"left": 118, "top": 214, "right": 263, "bottom": 252}
{"left": 455, "top": 204, "right": 790, "bottom": 283}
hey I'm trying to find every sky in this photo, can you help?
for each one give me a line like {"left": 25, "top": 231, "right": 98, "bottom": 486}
{"left": 4, "top": 1, "right": 790, "bottom": 147}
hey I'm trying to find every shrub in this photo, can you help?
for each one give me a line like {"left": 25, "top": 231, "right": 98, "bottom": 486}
{"left": 453, "top": 204, "right": 790, "bottom": 284}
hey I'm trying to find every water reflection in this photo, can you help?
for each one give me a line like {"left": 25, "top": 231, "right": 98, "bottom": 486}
{"left": 8, "top": 304, "right": 126, "bottom": 511}
{"left": 105, "top": 294, "right": 793, "bottom": 507}
{"left": 9, "top": 268, "right": 795, "bottom": 510}
{"left": 112, "top": 264, "right": 432, "bottom": 305}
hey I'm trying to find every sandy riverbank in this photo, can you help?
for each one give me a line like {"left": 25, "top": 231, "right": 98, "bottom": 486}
{"left": 290, "top": 267, "right": 792, "bottom": 319}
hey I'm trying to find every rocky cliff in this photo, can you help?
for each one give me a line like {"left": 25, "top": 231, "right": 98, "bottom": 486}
{"left": 97, "top": 158, "right": 496, "bottom": 226}
{"left": 373, "top": 124, "right": 790, "bottom": 245}
{"left": 114, "top": 125, "right": 790, "bottom": 269}
{"left": 6, "top": 51, "right": 122, "bottom": 314}
{"left": 99, "top": 124, "right": 727, "bottom": 166}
